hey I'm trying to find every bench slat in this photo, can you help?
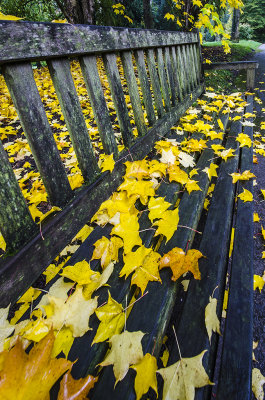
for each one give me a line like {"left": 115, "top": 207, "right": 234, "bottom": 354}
{"left": 146, "top": 49, "right": 165, "bottom": 118}
{"left": 156, "top": 48, "right": 171, "bottom": 112}
{"left": 192, "top": 44, "right": 200, "bottom": 86}
{"left": 0, "top": 140, "right": 38, "bottom": 252}
{"left": 175, "top": 45, "right": 186, "bottom": 99}
{"left": 171, "top": 46, "right": 183, "bottom": 102}
{"left": 164, "top": 47, "right": 177, "bottom": 106}
{"left": 134, "top": 50, "right": 156, "bottom": 126}
{"left": 188, "top": 44, "right": 197, "bottom": 90}
{"left": 103, "top": 53, "right": 134, "bottom": 148}
{"left": 182, "top": 45, "right": 193, "bottom": 94}
{"left": 47, "top": 58, "right": 100, "bottom": 181}
{"left": 121, "top": 51, "right": 147, "bottom": 137}
{"left": 0, "top": 84, "right": 204, "bottom": 307}
{"left": 2, "top": 63, "right": 73, "bottom": 207}
{"left": 217, "top": 97, "right": 254, "bottom": 399}
{"left": 79, "top": 55, "right": 118, "bottom": 156}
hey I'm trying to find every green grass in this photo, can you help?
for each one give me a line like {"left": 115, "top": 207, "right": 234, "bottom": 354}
{"left": 203, "top": 39, "right": 262, "bottom": 51}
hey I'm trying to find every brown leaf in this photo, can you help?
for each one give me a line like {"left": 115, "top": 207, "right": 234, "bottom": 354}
{"left": 58, "top": 367, "right": 98, "bottom": 400}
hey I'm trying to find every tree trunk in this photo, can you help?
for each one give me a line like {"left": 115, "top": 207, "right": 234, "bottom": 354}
{"left": 55, "top": 0, "right": 95, "bottom": 24}
{"left": 231, "top": 7, "right": 240, "bottom": 42}
{"left": 143, "top": 0, "right": 153, "bottom": 29}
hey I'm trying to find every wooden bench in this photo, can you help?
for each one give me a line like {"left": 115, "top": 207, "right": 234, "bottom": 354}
{"left": 0, "top": 21, "right": 258, "bottom": 400}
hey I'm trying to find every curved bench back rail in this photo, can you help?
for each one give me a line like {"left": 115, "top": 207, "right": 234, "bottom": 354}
{"left": 0, "top": 21, "right": 204, "bottom": 306}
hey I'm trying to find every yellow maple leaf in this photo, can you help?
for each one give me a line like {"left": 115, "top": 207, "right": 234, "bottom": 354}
{"left": 68, "top": 173, "right": 84, "bottom": 190}
{"left": 148, "top": 197, "right": 171, "bottom": 223}
{"left": 82, "top": 262, "right": 114, "bottom": 300}
{"left": 238, "top": 188, "right": 253, "bottom": 202}
{"left": 111, "top": 213, "right": 142, "bottom": 253}
{"left": 261, "top": 189, "right": 265, "bottom": 200}
{"left": 202, "top": 163, "right": 218, "bottom": 181}
{"left": 92, "top": 236, "right": 123, "bottom": 269}
{"left": 124, "top": 160, "right": 149, "bottom": 180}
{"left": 157, "top": 350, "right": 213, "bottom": 400}
{"left": 52, "top": 327, "right": 74, "bottom": 358}
{"left": 61, "top": 260, "right": 97, "bottom": 285}
{"left": 100, "top": 330, "right": 144, "bottom": 384}
{"left": 185, "top": 179, "right": 202, "bottom": 194}
{"left": 120, "top": 246, "right": 161, "bottom": 294}
{"left": 0, "top": 12, "right": 23, "bottom": 20}
{"left": 218, "top": 148, "right": 235, "bottom": 161}
{"left": 99, "top": 153, "right": 115, "bottom": 172}
{"left": 118, "top": 178, "right": 155, "bottom": 205}
{"left": 0, "top": 330, "right": 71, "bottom": 400}
{"left": 217, "top": 118, "right": 224, "bottom": 130}
{"left": 131, "top": 353, "right": 158, "bottom": 400}
{"left": 254, "top": 275, "right": 265, "bottom": 292}
{"left": 0, "top": 234, "right": 6, "bottom": 252}
{"left": 153, "top": 208, "right": 179, "bottom": 242}
{"left": 160, "top": 247, "right": 203, "bottom": 281}
{"left": 167, "top": 164, "right": 188, "bottom": 185}
{"left": 236, "top": 133, "right": 252, "bottom": 148}
{"left": 205, "top": 296, "right": 221, "bottom": 343}
{"left": 252, "top": 368, "right": 265, "bottom": 400}
{"left": 18, "top": 318, "right": 49, "bottom": 343}
{"left": 46, "top": 287, "right": 98, "bottom": 337}
{"left": 93, "top": 292, "right": 125, "bottom": 344}
{"left": 73, "top": 225, "right": 93, "bottom": 242}
{"left": 0, "top": 306, "right": 15, "bottom": 352}
{"left": 231, "top": 170, "right": 255, "bottom": 184}
{"left": 254, "top": 212, "right": 260, "bottom": 222}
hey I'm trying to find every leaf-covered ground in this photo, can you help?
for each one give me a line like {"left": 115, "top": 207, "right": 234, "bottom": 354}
{"left": 0, "top": 58, "right": 265, "bottom": 399}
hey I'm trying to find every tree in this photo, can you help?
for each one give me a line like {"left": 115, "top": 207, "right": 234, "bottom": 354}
{"left": 241, "top": 0, "right": 265, "bottom": 41}
{"left": 54, "top": 0, "right": 95, "bottom": 24}
{"left": 231, "top": 7, "right": 240, "bottom": 41}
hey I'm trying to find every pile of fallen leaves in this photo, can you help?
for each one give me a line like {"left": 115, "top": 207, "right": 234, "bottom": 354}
{"left": 1, "top": 60, "right": 265, "bottom": 399}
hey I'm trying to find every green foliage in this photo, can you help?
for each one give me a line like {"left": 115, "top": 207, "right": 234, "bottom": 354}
{"left": 241, "top": 0, "right": 265, "bottom": 41}
{"left": 0, "top": 0, "right": 62, "bottom": 22}
{"left": 239, "top": 23, "right": 253, "bottom": 40}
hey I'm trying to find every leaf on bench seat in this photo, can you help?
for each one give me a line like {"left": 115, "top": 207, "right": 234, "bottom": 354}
{"left": 120, "top": 245, "right": 161, "bottom": 294}
{"left": 0, "top": 329, "right": 71, "bottom": 400}
{"left": 92, "top": 236, "right": 123, "bottom": 269}
{"left": 100, "top": 330, "right": 144, "bottom": 385}
{"left": 205, "top": 296, "right": 221, "bottom": 343}
{"left": 111, "top": 214, "right": 142, "bottom": 253}
{"left": 231, "top": 170, "right": 256, "bottom": 184}
{"left": 58, "top": 367, "right": 98, "bottom": 400}
{"left": 238, "top": 188, "right": 253, "bottom": 203}
{"left": 252, "top": 368, "right": 265, "bottom": 400}
{"left": 157, "top": 350, "right": 213, "bottom": 400}
{"left": 131, "top": 353, "right": 158, "bottom": 400}
{"left": 153, "top": 208, "right": 179, "bottom": 242}
{"left": 160, "top": 248, "right": 203, "bottom": 282}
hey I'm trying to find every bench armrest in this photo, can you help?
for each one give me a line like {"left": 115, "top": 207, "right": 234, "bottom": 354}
{"left": 203, "top": 61, "right": 259, "bottom": 90}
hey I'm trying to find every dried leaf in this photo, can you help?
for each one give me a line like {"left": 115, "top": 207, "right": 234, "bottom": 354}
{"left": 160, "top": 248, "right": 203, "bottom": 281}
{"left": 205, "top": 296, "right": 221, "bottom": 343}
{"left": 58, "top": 367, "right": 98, "bottom": 400}
{"left": 252, "top": 368, "right": 265, "bottom": 400}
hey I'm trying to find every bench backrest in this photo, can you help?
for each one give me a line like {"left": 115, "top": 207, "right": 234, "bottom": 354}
{"left": 0, "top": 21, "right": 204, "bottom": 306}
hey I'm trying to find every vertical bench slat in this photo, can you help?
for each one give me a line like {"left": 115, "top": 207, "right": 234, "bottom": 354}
{"left": 182, "top": 45, "right": 192, "bottom": 94}
{"left": 0, "top": 140, "right": 37, "bottom": 252}
{"left": 192, "top": 44, "right": 200, "bottom": 86}
{"left": 146, "top": 49, "right": 165, "bottom": 118}
{"left": 47, "top": 58, "right": 100, "bottom": 181}
{"left": 187, "top": 44, "right": 197, "bottom": 90}
{"left": 175, "top": 45, "right": 186, "bottom": 99}
{"left": 120, "top": 51, "right": 147, "bottom": 137}
{"left": 156, "top": 48, "right": 171, "bottom": 112}
{"left": 171, "top": 46, "right": 183, "bottom": 102}
{"left": 134, "top": 50, "right": 156, "bottom": 126}
{"left": 164, "top": 47, "right": 177, "bottom": 106}
{"left": 79, "top": 55, "right": 118, "bottom": 156}
{"left": 103, "top": 53, "right": 133, "bottom": 148}
{"left": 2, "top": 63, "right": 72, "bottom": 207}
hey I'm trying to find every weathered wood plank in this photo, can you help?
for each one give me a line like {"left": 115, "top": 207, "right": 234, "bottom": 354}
{"left": 103, "top": 53, "right": 133, "bottom": 148}
{"left": 2, "top": 62, "right": 73, "bottom": 207}
{"left": 156, "top": 47, "right": 171, "bottom": 112}
{"left": 171, "top": 46, "right": 183, "bottom": 102}
{"left": 79, "top": 55, "right": 118, "bottom": 156}
{"left": 175, "top": 45, "right": 186, "bottom": 98}
{"left": 134, "top": 50, "right": 156, "bottom": 126}
{"left": 47, "top": 58, "right": 100, "bottom": 181}
{"left": 146, "top": 49, "right": 165, "bottom": 118}
{"left": 182, "top": 45, "right": 192, "bottom": 93}
{"left": 203, "top": 61, "right": 258, "bottom": 71}
{"left": 121, "top": 51, "right": 147, "bottom": 137}
{"left": 217, "top": 97, "right": 253, "bottom": 400}
{"left": 164, "top": 46, "right": 177, "bottom": 106}
{"left": 0, "top": 21, "right": 199, "bottom": 64}
{"left": 0, "top": 140, "right": 38, "bottom": 252}
{"left": 0, "top": 83, "right": 204, "bottom": 307}
{"left": 187, "top": 44, "right": 197, "bottom": 89}
{"left": 90, "top": 114, "right": 230, "bottom": 400}
{"left": 192, "top": 43, "right": 200, "bottom": 86}
{"left": 247, "top": 68, "right": 256, "bottom": 90}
